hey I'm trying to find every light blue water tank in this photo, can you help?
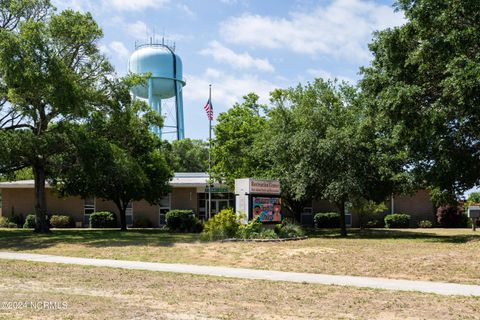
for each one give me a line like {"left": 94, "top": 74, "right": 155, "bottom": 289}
{"left": 128, "top": 44, "right": 186, "bottom": 99}
{"left": 128, "top": 42, "right": 186, "bottom": 140}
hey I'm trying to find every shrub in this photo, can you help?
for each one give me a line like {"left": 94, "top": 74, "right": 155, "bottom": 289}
{"left": 132, "top": 216, "right": 152, "bottom": 228}
{"left": 418, "top": 220, "right": 433, "bottom": 228}
{"left": 166, "top": 210, "right": 202, "bottom": 232}
{"left": 23, "top": 214, "right": 36, "bottom": 228}
{"left": 314, "top": 212, "right": 340, "bottom": 228}
{"left": 256, "top": 229, "right": 278, "bottom": 239}
{"left": 436, "top": 205, "right": 467, "bottom": 228}
{"left": 237, "top": 219, "right": 264, "bottom": 239}
{"left": 275, "top": 220, "right": 304, "bottom": 238}
{"left": 49, "top": 215, "right": 74, "bottom": 228}
{"left": 201, "top": 209, "right": 241, "bottom": 240}
{"left": 0, "top": 217, "right": 17, "bottom": 228}
{"left": 384, "top": 213, "right": 410, "bottom": 228}
{"left": 9, "top": 214, "right": 24, "bottom": 227}
{"left": 352, "top": 200, "right": 386, "bottom": 229}
{"left": 89, "top": 211, "right": 117, "bottom": 228}
{"left": 365, "top": 219, "right": 382, "bottom": 228}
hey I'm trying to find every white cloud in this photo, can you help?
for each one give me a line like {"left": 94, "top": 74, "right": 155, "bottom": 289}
{"left": 219, "top": 0, "right": 404, "bottom": 62}
{"left": 184, "top": 68, "right": 278, "bottom": 108}
{"left": 200, "top": 41, "right": 275, "bottom": 72}
{"left": 177, "top": 4, "right": 195, "bottom": 16}
{"left": 126, "top": 21, "right": 150, "bottom": 40}
{"left": 54, "top": 0, "right": 170, "bottom": 12}
{"left": 108, "top": 41, "right": 130, "bottom": 59}
{"left": 104, "top": 0, "right": 169, "bottom": 11}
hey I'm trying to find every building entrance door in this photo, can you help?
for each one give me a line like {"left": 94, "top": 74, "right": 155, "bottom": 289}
{"left": 211, "top": 199, "right": 230, "bottom": 216}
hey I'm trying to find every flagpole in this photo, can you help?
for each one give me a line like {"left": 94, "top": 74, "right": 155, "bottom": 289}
{"left": 208, "top": 84, "right": 212, "bottom": 220}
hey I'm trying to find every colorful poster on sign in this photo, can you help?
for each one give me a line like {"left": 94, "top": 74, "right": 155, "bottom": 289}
{"left": 252, "top": 197, "right": 282, "bottom": 223}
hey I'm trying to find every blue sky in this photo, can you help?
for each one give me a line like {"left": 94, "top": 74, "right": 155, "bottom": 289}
{"left": 53, "top": 0, "right": 405, "bottom": 140}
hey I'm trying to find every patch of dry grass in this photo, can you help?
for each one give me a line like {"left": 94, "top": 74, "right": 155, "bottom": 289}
{"left": 0, "top": 260, "right": 479, "bottom": 320}
{"left": 1, "top": 228, "right": 480, "bottom": 284}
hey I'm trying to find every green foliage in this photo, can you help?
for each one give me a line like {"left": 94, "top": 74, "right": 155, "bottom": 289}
{"left": 275, "top": 220, "right": 304, "bottom": 238}
{"left": 352, "top": 200, "right": 387, "bottom": 229}
{"left": 314, "top": 212, "right": 340, "bottom": 228}
{"left": 0, "top": 5, "right": 112, "bottom": 232}
{"left": 167, "top": 139, "right": 209, "bottom": 172}
{"left": 132, "top": 216, "right": 152, "bottom": 228}
{"left": 384, "top": 214, "right": 411, "bottom": 228}
{"left": 201, "top": 209, "right": 241, "bottom": 240}
{"left": 467, "top": 193, "right": 480, "bottom": 204}
{"left": 52, "top": 77, "right": 172, "bottom": 231}
{"left": 360, "top": 0, "right": 480, "bottom": 197}
{"left": 436, "top": 206, "right": 467, "bottom": 228}
{"left": 23, "top": 214, "right": 36, "bottom": 228}
{"left": 263, "top": 79, "right": 408, "bottom": 234}
{"left": 211, "top": 93, "right": 269, "bottom": 188}
{"left": 255, "top": 229, "right": 278, "bottom": 239}
{"left": 237, "top": 219, "right": 264, "bottom": 239}
{"left": 8, "top": 213, "right": 24, "bottom": 227}
{"left": 0, "top": 217, "right": 18, "bottom": 228}
{"left": 49, "top": 215, "right": 74, "bottom": 228}
{"left": 418, "top": 220, "right": 433, "bottom": 228}
{"left": 166, "top": 210, "right": 202, "bottom": 233}
{"left": 89, "top": 212, "right": 117, "bottom": 228}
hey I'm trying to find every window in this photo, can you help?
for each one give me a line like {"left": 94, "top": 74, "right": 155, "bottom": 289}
{"left": 83, "top": 197, "right": 95, "bottom": 226}
{"left": 158, "top": 194, "right": 171, "bottom": 226}
{"left": 126, "top": 201, "right": 133, "bottom": 227}
{"left": 345, "top": 202, "right": 352, "bottom": 227}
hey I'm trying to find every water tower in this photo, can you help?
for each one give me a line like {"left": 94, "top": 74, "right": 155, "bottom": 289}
{"left": 128, "top": 40, "right": 186, "bottom": 139}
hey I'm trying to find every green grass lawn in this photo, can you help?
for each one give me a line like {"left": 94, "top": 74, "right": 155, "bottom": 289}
{"left": 0, "top": 228, "right": 480, "bottom": 284}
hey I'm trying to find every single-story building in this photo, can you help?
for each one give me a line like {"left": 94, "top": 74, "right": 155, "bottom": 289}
{"left": 0, "top": 173, "right": 435, "bottom": 227}
{"left": 0, "top": 173, "right": 234, "bottom": 227}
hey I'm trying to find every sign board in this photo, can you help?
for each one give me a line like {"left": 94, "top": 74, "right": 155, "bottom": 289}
{"left": 252, "top": 196, "right": 282, "bottom": 223}
{"left": 249, "top": 180, "right": 280, "bottom": 194}
{"left": 204, "top": 187, "right": 229, "bottom": 193}
{"left": 468, "top": 206, "right": 480, "bottom": 218}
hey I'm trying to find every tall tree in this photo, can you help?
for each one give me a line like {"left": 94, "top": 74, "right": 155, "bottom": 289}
{"left": 211, "top": 93, "right": 269, "bottom": 187}
{"left": 54, "top": 77, "right": 173, "bottom": 231}
{"left": 360, "top": 0, "right": 480, "bottom": 202}
{"left": 167, "top": 138, "right": 209, "bottom": 172}
{"left": 264, "top": 79, "right": 408, "bottom": 235}
{"left": 0, "top": 7, "right": 111, "bottom": 232}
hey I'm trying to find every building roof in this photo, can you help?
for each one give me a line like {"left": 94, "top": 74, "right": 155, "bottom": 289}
{"left": 0, "top": 173, "right": 222, "bottom": 189}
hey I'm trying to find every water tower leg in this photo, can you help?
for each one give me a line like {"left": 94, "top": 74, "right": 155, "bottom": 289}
{"left": 148, "top": 78, "right": 162, "bottom": 139}
{"left": 157, "top": 99, "right": 162, "bottom": 139}
{"left": 176, "top": 84, "right": 185, "bottom": 140}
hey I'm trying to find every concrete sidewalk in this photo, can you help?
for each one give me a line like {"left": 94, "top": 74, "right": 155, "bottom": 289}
{"left": 1, "top": 251, "right": 479, "bottom": 297}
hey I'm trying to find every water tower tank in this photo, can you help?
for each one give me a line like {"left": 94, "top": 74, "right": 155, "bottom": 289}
{"left": 128, "top": 42, "right": 186, "bottom": 139}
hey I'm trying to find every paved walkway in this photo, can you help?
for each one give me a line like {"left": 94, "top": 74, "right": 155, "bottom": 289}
{"left": 1, "top": 251, "right": 479, "bottom": 297}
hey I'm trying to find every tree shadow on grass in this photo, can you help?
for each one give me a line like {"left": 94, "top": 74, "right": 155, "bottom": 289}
{"left": 0, "top": 229, "right": 201, "bottom": 251}
{"left": 305, "top": 228, "right": 480, "bottom": 244}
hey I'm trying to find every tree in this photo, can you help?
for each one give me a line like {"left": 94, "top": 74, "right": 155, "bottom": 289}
{"left": 54, "top": 77, "right": 173, "bottom": 231}
{"left": 167, "top": 138, "right": 209, "bottom": 172}
{"left": 211, "top": 93, "right": 269, "bottom": 187}
{"left": 264, "top": 79, "right": 408, "bottom": 236}
{"left": 0, "top": 0, "right": 51, "bottom": 31}
{"left": 360, "top": 0, "right": 480, "bottom": 201}
{"left": 0, "top": 7, "right": 111, "bottom": 232}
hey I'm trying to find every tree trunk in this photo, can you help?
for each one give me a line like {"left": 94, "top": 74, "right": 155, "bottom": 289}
{"left": 33, "top": 162, "right": 50, "bottom": 233}
{"left": 337, "top": 200, "right": 347, "bottom": 237}
{"left": 114, "top": 200, "right": 127, "bottom": 231}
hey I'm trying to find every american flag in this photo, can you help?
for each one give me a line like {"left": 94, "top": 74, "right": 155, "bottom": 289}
{"left": 204, "top": 98, "right": 213, "bottom": 121}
